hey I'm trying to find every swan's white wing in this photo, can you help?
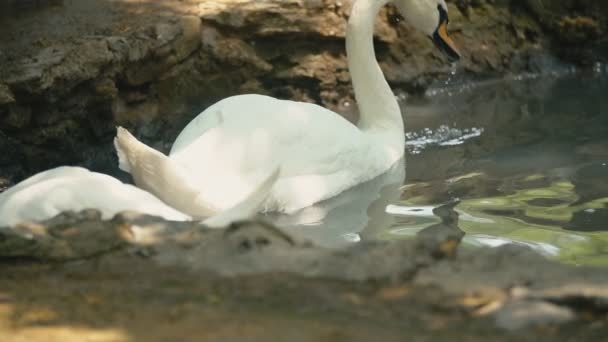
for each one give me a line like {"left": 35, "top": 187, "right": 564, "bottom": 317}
{"left": 168, "top": 95, "right": 387, "bottom": 211}
{"left": 171, "top": 95, "right": 367, "bottom": 176}
{"left": 0, "top": 166, "right": 90, "bottom": 198}
{"left": 202, "top": 166, "right": 280, "bottom": 228}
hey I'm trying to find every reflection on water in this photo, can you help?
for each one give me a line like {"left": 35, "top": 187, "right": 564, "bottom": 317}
{"left": 273, "top": 72, "right": 608, "bottom": 266}
{"left": 266, "top": 159, "right": 405, "bottom": 248}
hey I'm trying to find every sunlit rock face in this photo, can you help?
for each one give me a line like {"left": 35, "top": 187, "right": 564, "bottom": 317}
{"left": 0, "top": 0, "right": 605, "bottom": 183}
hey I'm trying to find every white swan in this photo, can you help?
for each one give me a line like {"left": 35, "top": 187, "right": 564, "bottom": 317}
{"left": 0, "top": 166, "right": 278, "bottom": 228}
{"left": 114, "top": 0, "right": 459, "bottom": 214}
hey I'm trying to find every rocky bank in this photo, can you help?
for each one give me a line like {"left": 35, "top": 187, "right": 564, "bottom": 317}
{"left": 1, "top": 204, "right": 607, "bottom": 340}
{"left": 0, "top": 0, "right": 607, "bottom": 185}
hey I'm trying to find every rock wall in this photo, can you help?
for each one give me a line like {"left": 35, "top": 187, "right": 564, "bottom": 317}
{"left": 0, "top": 0, "right": 606, "bottom": 184}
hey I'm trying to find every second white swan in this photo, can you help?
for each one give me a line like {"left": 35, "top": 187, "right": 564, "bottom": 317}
{"left": 0, "top": 166, "right": 278, "bottom": 228}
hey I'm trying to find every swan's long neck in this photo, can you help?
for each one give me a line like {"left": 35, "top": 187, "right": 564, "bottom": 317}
{"left": 347, "top": 0, "right": 404, "bottom": 148}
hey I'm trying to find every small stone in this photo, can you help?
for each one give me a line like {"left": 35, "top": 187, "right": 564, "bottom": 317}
{"left": 173, "top": 16, "right": 202, "bottom": 60}
{"left": 494, "top": 300, "right": 575, "bottom": 331}
{"left": 0, "top": 84, "right": 15, "bottom": 105}
{"left": 94, "top": 78, "right": 118, "bottom": 97}
{"left": 3, "top": 104, "right": 31, "bottom": 129}
{"left": 155, "top": 22, "right": 181, "bottom": 43}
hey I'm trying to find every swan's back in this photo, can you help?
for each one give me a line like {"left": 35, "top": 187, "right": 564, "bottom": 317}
{"left": 167, "top": 94, "right": 399, "bottom": 212}
{"left": 170, "top": 94, "right": 366, "bottom": 174}
{"left": 171, "top": 95, "right": 385, "bottom": 185}
{"left": 0, "top": 167, "right": 190, "bottom": 227}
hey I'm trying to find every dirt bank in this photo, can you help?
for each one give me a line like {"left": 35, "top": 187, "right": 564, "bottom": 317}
{"left": 1, "top": 206, "right": 607, "bottom": 341}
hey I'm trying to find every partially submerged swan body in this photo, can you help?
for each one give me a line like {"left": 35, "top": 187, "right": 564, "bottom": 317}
{"left": 0, "top": 166, "right": 278, "bottom": 228}
{"left": 269, "top": 158, "right": 406, "bottom": 247}
{"left": 115, "top": 0, "right": 459, "bottom": 214}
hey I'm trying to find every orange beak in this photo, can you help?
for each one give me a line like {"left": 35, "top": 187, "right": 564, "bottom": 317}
{"left": 432, "top": 20, "right": 461, "bottom": 62}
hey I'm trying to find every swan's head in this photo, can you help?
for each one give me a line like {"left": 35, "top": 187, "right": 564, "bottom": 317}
{"left": 394, "top": 0, "right": 460, "bottom": 62}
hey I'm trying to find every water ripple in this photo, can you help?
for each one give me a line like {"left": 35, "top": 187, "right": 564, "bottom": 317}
{"left": 405, "top": 125, "right": 484, "bottom": 154}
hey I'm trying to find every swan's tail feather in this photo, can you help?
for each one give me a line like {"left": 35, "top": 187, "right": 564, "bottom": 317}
{"left": 114, "top": 126, "right": 148, "bottom": 174}
{"left": 202, "top": 167, "right": 280, "bottom": 228}
{"left": 114, "top": 126, "right": 220, "bottom": 218}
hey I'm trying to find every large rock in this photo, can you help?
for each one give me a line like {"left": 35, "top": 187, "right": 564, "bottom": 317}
{"left": 0, "top": 0, "right": 604, "bottom": 181}
{"left": 520, "top": 0, "right": 607, "bottom": 63}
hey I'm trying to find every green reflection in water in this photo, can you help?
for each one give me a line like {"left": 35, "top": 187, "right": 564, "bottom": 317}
{"left": 383, "top": 73, "right": 608, "bottom": 267}
{"left": 458, "top": 179, "right": 608, "bottom": 266}
{"left": 389, "top": 177, "right": 608, "bottom": 267}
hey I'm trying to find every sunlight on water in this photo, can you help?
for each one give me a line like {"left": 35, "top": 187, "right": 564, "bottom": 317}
{"left": 405, "top": 125, "right": 484, "bottom": 154}
{"left": 385, "top": 176, "right": 608, "bottom": 265}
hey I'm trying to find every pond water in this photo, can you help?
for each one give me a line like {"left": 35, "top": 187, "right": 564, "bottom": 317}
{"left": 270, "top": 69, "right": 608, "bottom": 266}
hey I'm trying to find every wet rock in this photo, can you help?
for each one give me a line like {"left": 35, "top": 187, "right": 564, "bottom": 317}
{"left": 125, "top": 16, "right": 202, "bottom": 86}
{"left": 558, "top": 16, "right": 601, "bottom": 44}
{"left": 0, "top": 210, "right": 125, "bottom": 260}
{"left": 197, "top": 0, "right": 396, "bottom": 41}
{"left": 93, "top": 77, "right": 118, "bottom": 98}
{"left": 1, "top": 104, "right": 31, "bottom": 130}
{"left": 113, "top": 98, "right": 160, "bottom": 125}
{"left": 0, "top": 130, "right": 24, "bottom": 168}
{"left": 0, "top": 211, "right": 432, "bottom": 280}
{"left": 520, "top": 0, "right": 608, "bottom": 64}
{"left": 0, "top": 202, "right": 464, "bottom": 280}
{"left": 201, "top": 27, "right": 272, "bottom": 71}
{"left": 416, "top": 200, "right": 464, "bottom": 258}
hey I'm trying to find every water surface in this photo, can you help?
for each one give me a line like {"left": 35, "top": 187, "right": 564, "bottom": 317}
{"left": 271, "top": 71, "right": 608, "bottom": 266}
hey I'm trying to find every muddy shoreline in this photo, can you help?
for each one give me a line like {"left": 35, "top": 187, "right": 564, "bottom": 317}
{"left": 1, "top": 208, "right": 607, "bottom": 340}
